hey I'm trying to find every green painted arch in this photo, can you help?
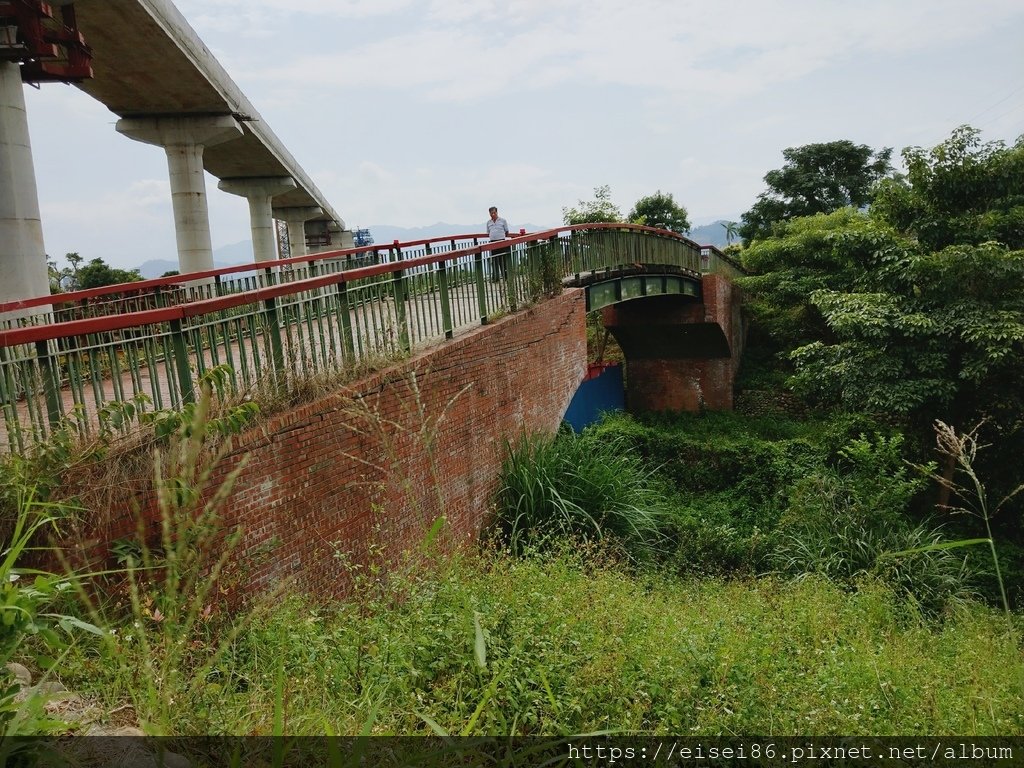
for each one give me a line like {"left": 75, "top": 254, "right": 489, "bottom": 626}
{"left": 575, "top": 272, "right": 703, "bottom": 312}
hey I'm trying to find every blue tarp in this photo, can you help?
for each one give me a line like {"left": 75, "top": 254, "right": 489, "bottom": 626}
{"left": 563, "top": 363, "right": 624, "bottom": 432}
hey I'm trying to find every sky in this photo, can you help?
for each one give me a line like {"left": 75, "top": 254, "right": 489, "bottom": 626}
{"left": 21, "top": 0, "right": 1024, "bottom": 270}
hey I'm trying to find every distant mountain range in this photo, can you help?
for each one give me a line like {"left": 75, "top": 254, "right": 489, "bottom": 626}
{"left": 360, "top": 222, "right": 549, "bottom": 245}
{"left": 687, "top": 220, "right": 735, "bottom": 249}
{"left": 135, "top": 240, "right": 253, "bottom": 279}
{"left": 135, "top": 220, "right": 735, "bottom": 278}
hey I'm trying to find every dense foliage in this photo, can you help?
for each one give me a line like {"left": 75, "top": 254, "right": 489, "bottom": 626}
{"left": 739, "top": 140, "right": 893, "bottom": 243}
{"left": 873, "top": 126, "right": 1024, "bottom": 252}
{"left": 48, "top": 252, "right": 143, "bottom": 292}
{"left": 493, "top": 428, "right": 665, "bottom": 560}
{"left": 738, "top": 127, "right": 1024, "bottom": 520}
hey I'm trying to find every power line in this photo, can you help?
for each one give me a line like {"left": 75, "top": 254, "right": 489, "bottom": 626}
{"left": 960, "top": 81, "right": 1024, "bottom": 126}
{"left": 978, "top": 99, "right": 1024, "bottom": 134}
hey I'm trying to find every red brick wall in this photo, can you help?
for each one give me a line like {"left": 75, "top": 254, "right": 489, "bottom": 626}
{"left": 626, "top": 358, "right": 736, "bottom": 411}
{"left": 113, "top": 289, "right": 588, "bottom": 598}
{"left": 603, "top": 275, "right": 744, "bottom": 412}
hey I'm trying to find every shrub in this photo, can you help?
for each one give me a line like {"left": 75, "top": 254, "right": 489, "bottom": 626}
{"left": 662, "top": 492, "right": 773, "bottom": 575}
{"left": 771, "top": 434, "right": 973, "bottom": 614}
{"left": 493, "top": 427, "right": 667, "bottom": 560}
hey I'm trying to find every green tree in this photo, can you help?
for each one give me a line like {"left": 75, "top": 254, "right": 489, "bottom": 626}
{"left": 741, "top": 129, "right": 1024, "bottom": 522}
{"left": 782, "top": 129, "right": 1024, "bottom": 422}
{"left": 739, "top": 130, "right": 1024, "bottom": 513}
{"left": 65, "top": 251, "right": 83, "bottom": 277}
{"left": 75, "top": 257, "right": 144, "bottom": 290}
{"left": 722, "top": 221, "right": 740, "bottom": 245}
{"left": 628, "top": 190, "right": 690, "bottom": 233}
{"left": 46, "top": 256, "right": 63, "bottom": 293}
{"left": 47, "top": 252, "right": 84, "bottom": 293}
{"left": 739, "top": 140, "right": 893, "bottom": 243}
{"left": 790, "top": 239, "right": 1024, "bottom": 424}
{"left": 562, "top": 185, "right": 623, "bottom": 225}
{"left": 738, "top": 209, "right": 893, "bottom": 354}
{"left": 872, "top": 125, "right": 1024, "bottom": 252}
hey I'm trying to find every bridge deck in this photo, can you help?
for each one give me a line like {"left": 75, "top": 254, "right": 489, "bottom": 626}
{"left": 0, "top": 226, "right": 743, "bottom": 454}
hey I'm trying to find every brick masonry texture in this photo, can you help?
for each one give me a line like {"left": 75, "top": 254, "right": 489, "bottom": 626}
{"left": 72, "top": 289, "right": 589, "bottom": 599}
{"left": 604, "top": 274, "right": 745, "bottom": 412}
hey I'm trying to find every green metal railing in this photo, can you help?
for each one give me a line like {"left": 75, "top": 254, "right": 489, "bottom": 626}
{"left": 0, "top": 224, "right": 741, "bottom": 454}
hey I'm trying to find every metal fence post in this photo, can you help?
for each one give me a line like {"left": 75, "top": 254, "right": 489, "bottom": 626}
{"left": 474, "top": 247, "right": 488, "bottom": 324}
{"left": 34, "top": 339, "right": 63, "bottom": 429}
{"left": 505, "top": 241, "right": 519, "bottom": 312}
{"left": 548, "top": 235, "right": 564, "bottom": 296}
{"left": 335, "top": 281, "right": 355, "bottom": 360}
{"left": 0, "top": 344, "right": 24, "bottom": 453}
{"left": 261, "top": 297, "right": 286, "bottom": 381}
{"left": 168, "top": 318, "right": 195, "bottom": 405}
{"left": 437, "top": 256, "right": 454, "bottom": 339}
{"left": 391, "top": 241, "right": 411, "bottom": 352}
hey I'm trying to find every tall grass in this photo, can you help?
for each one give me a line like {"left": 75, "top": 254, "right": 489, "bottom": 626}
{"left": 493, "top": 428, "right": 667, "bottom": 560}
{"left": 771, "top": 433, "right": 974, "bottom": 613}
{"left": 66, "top": 385, "right": 275, "bottom": 736}
{"left": 0, "top": 490, "right": 102, "bottom": 765}
{"left": 59, "top": 548, "right": 1024, "bottom": 736}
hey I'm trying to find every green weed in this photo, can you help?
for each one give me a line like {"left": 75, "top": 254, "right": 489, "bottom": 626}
{"left": 0, "top": 489, "right": 102, "bottom": 763}
{"left": 493, "top": 428, "right": 667, "bottom": 560}
{"left": 71, "top": 549, "right": 1024, "bottom": 736}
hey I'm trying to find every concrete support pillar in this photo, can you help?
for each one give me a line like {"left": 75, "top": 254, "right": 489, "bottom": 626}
{"left": 336, "top": 228, "right": 356, "bottom": 251}
{"left": 116, "top": 115, "right": 242, "bottom": 274}
{"left": 273, "top": 206, "right": 322, "bottom": 259}
{"left": 219, "top": 177, "right": 297, "bottom": 263}
{"left": 0, "top": 61, "right": 50, "bottom": 310}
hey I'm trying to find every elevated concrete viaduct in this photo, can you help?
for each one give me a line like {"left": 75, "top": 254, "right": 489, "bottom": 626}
{"left": 0, "top": 0, "right": 349, "bottom": 310}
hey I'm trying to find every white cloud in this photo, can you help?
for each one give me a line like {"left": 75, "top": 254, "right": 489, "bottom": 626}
{"left": 224, "top": 0, "right": 1024, "bottom": 105}
{"left": 16, "top": 0, "right": 1024, "bottom": 272}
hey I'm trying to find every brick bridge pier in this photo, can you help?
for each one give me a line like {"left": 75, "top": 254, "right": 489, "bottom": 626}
{"left": 601, "top": 273, "right": 744, "bottom": 411}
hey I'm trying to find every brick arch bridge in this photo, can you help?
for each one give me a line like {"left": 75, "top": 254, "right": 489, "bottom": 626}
{"left": 0, "top": 225, "right": 745, "bottom": 596}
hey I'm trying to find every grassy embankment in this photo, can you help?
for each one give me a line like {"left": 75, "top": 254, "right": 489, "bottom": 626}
{"left": 5, "top": 400, "right": 1023, "bottom": 736}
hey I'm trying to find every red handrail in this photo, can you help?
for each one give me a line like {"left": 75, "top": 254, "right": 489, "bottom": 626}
{"left": 0, "top": 231, "right": 490, "bottom": 314}
{"left": 0, "top": 224, "right": 716, "bottom": 346}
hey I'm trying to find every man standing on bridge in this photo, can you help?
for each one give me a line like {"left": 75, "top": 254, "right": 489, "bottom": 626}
{"left": 486, "top": 206, "right": 512, "bottom": 281}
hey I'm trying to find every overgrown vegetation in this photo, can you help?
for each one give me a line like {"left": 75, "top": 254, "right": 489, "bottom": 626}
{"left": 492, "top": 428, "right": 666, "bottom": 561}
{"left": 3, "top": 125, "right": 1024, "bottom": 741}
{"left": 24, "top": 543, "right": 1024, "bottom": 737}
{"left": 493, "top": 410, "right": 1000, "bottom": 617}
